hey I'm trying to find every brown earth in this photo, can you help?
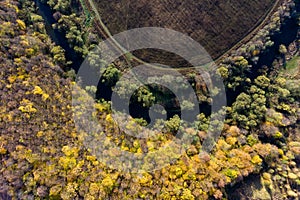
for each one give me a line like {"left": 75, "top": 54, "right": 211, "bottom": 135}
{"left": 94, "top": 0, "right": 276, "bottom": 62}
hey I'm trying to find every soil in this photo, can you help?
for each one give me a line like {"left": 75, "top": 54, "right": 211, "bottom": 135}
{"left": 95, "top": 0, "right": 276, "bottom": 60}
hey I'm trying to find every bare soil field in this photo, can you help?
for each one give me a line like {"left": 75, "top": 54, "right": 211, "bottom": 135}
{"left": 94, "top": 0, "right": 276, "bottom": 60}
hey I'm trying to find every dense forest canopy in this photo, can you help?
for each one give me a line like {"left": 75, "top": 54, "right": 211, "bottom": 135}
{"left": 0, "top": 0, "right": 299, "bottom": 199}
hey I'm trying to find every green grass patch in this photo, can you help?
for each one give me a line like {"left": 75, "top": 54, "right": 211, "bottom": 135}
{"left": 280, "top": 56, "right": 299, "bottom": 77}
{"left": 286, "top": 56, "right": 299, "bottom": 71}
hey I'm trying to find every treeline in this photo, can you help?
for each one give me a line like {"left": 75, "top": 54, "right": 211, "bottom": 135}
{"left": 39, "top": 0, "right": 100, "bottom": 58}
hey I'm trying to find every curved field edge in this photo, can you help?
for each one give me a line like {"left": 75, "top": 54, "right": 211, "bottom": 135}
{"left": 81, "top": 0, "right": 282, "bottom": 68}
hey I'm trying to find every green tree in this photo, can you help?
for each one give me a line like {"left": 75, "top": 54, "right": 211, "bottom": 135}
{"left": 165, "top": 115, "right": 181, "bottom": 133}
{"left": 135, "top": 86, "right": 156, "bottom": 108}
{"left": 217, "top": 66, "right": 229, "bottom": 79}
{"left": 254, "top": 75, "right": 270, "bottom": 89}
{"left": 279, "top": 44, "right": 287, "bottom": 54}
{"left": 231, "top": 85, "right": 267, "bottom": 129}
{"left": 101, "top": 64, "right": 120, "bottom": 86}
{"left": 279, "top": 44, "right": 287, "bottom": 68}
{"left": 51, "top": 45, "right": 66, "bottom": 66}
